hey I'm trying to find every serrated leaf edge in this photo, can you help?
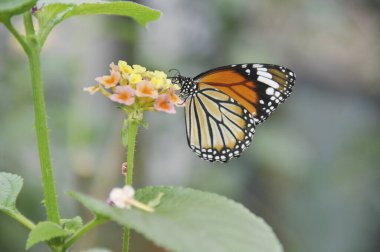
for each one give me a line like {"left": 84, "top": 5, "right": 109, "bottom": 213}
{"left": 0, "top": 172, "right": 23, "bottom": 211}
{"left": 26, "top": 221, "right": 70, "bottom": 249}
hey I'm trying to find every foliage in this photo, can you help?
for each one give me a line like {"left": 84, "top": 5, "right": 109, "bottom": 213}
{"left": 0, "top": 0, "right": 36, "bottom": 21}
{"left": 60, "top": 216, "right": 83, "bottom": 234}
{"left": 26, "top": 221, "right": 70, "bottom": 249}
{"left": 0, "top": 172, "right": 23, "bottom": 215}
{"left": 37, "top": 1, "right": 161, "bottom": 46}
{"left": 71, "top": 187, "right": 283, "bottom": 252}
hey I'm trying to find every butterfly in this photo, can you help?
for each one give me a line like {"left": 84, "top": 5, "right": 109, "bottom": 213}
{"left": 170, "top": 63, "right": 296, "bottom": 162}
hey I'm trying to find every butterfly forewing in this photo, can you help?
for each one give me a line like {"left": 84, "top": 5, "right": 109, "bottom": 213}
{"left": 195, "top": 63, "right": 295, "bottom": 124}
{"left": 185, "top": 84, "right": 255, "bottom": 162}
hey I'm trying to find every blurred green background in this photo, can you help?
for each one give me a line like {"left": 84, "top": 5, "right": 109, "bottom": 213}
{"left": 1, "top": 0, "right": 380, "bottom": 251}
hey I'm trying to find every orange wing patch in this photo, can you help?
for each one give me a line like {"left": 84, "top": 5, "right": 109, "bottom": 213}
{"left": 198, "top": 70, "right": 258, "bottom": 115}
{"left": 199, "top": 69, "right": 246, "bottom": 84}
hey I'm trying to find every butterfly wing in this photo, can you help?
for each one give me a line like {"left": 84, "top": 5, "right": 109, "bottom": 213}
{"left": 185, "top": 84, "right": 255, "bottom": 162}
{"left": 194, "top": 63, "right": 295, "bottom": 124}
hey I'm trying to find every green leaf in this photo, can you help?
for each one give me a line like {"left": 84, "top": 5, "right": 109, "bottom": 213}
{"left": 147, "top": 192, "right": 164, "bottom": 208}
{"left": 71, "top": 187, "right": 283, "bottom": 252}
{"left": 37, "top": 1, "right": 161, "bottom": 45}
{"left": 60, "top": 216, "right": 83, "bottom": 234}
{"left": 0, "top": 173, "right": 35, "bottom": 230}
{"left": 0, "top": 172, "right": 23, "bottom": 212}
{"left": 0, "top": 0, "right": 37, "bottom": 21}
{"left": 26, "top": 221, "right": 70, "bottom": 249}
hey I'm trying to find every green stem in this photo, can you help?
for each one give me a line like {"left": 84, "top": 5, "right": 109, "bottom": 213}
{"left": 24, "top": 13, "right": 61, "bottom": 224}
{"left": 123, "top": 119, "right": 140, "bottom": 252}
{"left": 2, "top": 18, "right": 29, "bottom": 54}
{"left": 23, "top": 11, "right": 35, "bottom": 37}
{"left": 62, "top": 218, "right": 107, "bottom": 251}
{"left": 126, "top": 121, "right": 139, "bottom": 185}
{"left": 3, "top": 210, "right": 36, "bottom": 230}
{"left": 123, "top": 226, "right": 131, "bottom": 252}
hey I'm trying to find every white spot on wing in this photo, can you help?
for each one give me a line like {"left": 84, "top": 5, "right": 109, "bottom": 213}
{"left": 257, "top": 76, "right": 280, "bottom": 89}
{"left": 266, "top": 87, "right": 275, "bottom": 95}
{"left": 257, "top": 68, "right": 267, "bottom": 72}
{"left": 257, "top": 71, "right": 272, "bottom": 79}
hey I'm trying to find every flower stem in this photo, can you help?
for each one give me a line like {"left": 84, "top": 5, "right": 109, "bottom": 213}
{"left": 3, "top": 209, "right": 36, "bottom": 230}
{"left": 123, "top": 227, "right": 131, "bottom": 252}
{"left": 126, "top": 121, "right": 139, "bottom": 186}
{"left": 24, "top": 12, "right": 61, "bottom": 224}
{"left": 2, "top": 18, "right": 29, "bottom": 54}
{"left": 123, "top": 119, "right": 140, "bottom": 252}
{"left": 62, "top": 217, "right": 107, "bottom": 251}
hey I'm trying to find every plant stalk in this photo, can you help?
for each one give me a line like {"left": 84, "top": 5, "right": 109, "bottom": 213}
{"left": 62, "top": 218, "right": 107, "bottom": 251}
{"left": 24, "top": 12, "right": 61, "bottom": 224}
{"left": 123, "top": 120, "right": 140, "bottom": 252}
{"left": 126, "top": 120, "right": 139, "bottom": 186}
{"left": 4, "top": 210, "right": 36, "bottom": 230}
{"left": 2, "top": 19, "right": 29, "bottom": 54}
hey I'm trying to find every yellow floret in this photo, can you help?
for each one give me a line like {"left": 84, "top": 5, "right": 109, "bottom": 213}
{"left": 153, "top": 70, "right": 167, "bottom": 79}
{"left": 142, "top": 71, "right": 154, "bottom": 79}
{"left": 161, "top": 79, "right": 172, "bottom": 90}
{"left": 151, "top": 77, "right": 165, "bottom": 89}
{"left": 173, "top": 84, "right": 181, "bottom": 90}
{"left": 118, "top": 60, "right": 133, "bottom": 75}
{"left": 132, "top": 65, "right": 147, "bottom": 74}
{"left": 129, "top": 73, "right": 142, "bottom": 84}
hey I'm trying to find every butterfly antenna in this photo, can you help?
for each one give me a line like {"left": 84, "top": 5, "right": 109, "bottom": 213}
{"left": 168, "top": 68, "right": 181, "bottom": 79}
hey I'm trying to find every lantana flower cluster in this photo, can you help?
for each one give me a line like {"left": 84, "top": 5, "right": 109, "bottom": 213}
{"left": 84, "top": 61, "right": 183, "bottom": 114}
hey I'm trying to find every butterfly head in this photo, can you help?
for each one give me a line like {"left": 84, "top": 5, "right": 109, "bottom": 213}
{"left": 169, "top": 69, "right": 196, "bottom": 100}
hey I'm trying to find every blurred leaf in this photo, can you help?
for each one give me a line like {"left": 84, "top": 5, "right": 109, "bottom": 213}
{"left": 37, "top": 1, "right": 161, "bottom": 45}
{"left": 71, "top": 187, "right": 283, "bottom": 252}
{"left": 147, "top": 192, "right": 164, "bottom": 208}
{"left": 0, "top": 0, "right": 37, "bottom": 21}
{"left": 26, "top": 221, "right": 70, "bottom": 249}
{"left": 0, "top": 172, "right": 23, "bottom": 212}
{"left": 60, "top": 216, "right": 83, "bottom": 234}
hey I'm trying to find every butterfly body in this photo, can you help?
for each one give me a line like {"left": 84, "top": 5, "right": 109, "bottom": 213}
{"left": 173, "top": 63, "right": 295, "bottom": 162}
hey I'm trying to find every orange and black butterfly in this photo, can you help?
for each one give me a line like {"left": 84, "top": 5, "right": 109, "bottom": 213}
{"left": 171, "top": 63, "right": 296, "bottom": 162}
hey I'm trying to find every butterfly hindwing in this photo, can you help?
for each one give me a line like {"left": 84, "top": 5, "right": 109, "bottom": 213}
{"left": 185, "top": 84, "right": 255, "bottom": 162}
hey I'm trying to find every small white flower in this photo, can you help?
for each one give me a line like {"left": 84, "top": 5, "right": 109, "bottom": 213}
{"left": 109, "top": 186, "right": 135, "bottom": 209}
{"left": 108, "top": 186, "right": 155, "bottom": 212}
